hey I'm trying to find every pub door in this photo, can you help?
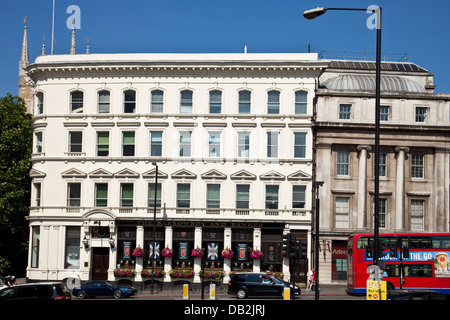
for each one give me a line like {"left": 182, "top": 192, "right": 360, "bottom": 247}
{"left": 92, "top": 247, "right": 109, "bottom": 280}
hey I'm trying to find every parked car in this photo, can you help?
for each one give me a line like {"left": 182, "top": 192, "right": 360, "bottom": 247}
{"left": 387, "top": 289, "right": 450, "bottom": 300}
{"left": 72, "top": 280, "right": 137, "bottom": 299}
{"left": 0, "top": 282, "right": 71, "bottom": 300}
{"left": 228, "top": 272, "right": 301, "bottom": 299}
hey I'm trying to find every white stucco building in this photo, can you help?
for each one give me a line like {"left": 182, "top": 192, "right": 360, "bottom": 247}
{"left": 22, "top": 26, "right": 327, "bottom": 286}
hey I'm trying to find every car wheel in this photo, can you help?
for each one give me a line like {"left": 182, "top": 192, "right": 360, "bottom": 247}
{"left": 237, "top": 289, "right": 247, "bottom": 299}
{"left": 77, "top": 290, "right": 87, "bottom": 299}
{"left": 113, "top": 289, "right": 123, "bottom": 299}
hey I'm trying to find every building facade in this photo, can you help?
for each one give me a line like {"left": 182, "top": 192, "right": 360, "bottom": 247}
{"left": 314, "top": 60, "right": 450, "bottom": 284}
{"left": 21, "top": 27, "right": 327, "bottom": 285}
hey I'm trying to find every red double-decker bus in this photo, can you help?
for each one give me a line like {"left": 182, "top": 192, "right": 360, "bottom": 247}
{"left": 347, "top": 233, "right": 450, "bottom": 295}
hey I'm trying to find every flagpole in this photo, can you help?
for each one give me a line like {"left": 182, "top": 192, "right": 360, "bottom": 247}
{"left": 51, "top": 0, "right": 55, "bottom": 54}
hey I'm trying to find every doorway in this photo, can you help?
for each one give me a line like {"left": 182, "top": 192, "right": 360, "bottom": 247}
{"left": 92, "top": 247, "right": 109, "bottom": 280}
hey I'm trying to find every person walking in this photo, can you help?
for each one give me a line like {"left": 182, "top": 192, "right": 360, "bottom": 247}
{"left": 306, "top": 268, "right": 315, "bottom": 291}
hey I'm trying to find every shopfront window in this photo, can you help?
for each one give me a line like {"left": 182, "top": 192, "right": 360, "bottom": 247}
{"left": 65, "top": 227, "right": 80, "bottom": 269}
{"left": 116, "top": 227, "right": 136, "bottom": 269}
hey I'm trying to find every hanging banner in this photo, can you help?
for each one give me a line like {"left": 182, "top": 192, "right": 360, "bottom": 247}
{"left": 179, "top": 242, "right": 189, "bottom": 260}
{"left": 123, "top": 241, "right": 131, "bottom": 259}
{"left": 237, "top": 243, "right": 247, "bottom": 261}
{"left": 149, "top": 242, "right": 160, "bottom": 259}
{"left": 208, "top": 242, "right": 218, "bottom": 260}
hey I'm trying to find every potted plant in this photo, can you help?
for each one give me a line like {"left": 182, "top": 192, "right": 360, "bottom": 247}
{"left": 191, "top": 247, "right": 204, "bottom": 258}
{"left": 221, "top": 248, "right": 233, "bottom": 259}
{"left": 161, "top": 246, "right": 173, "bottom": 258}
{"left": 250, "top": 249, "right": 264, "bottom": 260}
{"left": 132, "top": 246, "right": 145, "bottom": 257}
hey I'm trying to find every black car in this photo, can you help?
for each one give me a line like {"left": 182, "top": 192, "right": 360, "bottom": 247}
{"left": 387, "top": 289, "right": 450, "bottom": 300}
{"left": 0, "top": 282, "right": 71, "bottom": 300}
{"left": 72, "top": 281, "right": 137, "bottom": 299}
{"left": 228, "top": 272, "right": 301, "bottom": 299}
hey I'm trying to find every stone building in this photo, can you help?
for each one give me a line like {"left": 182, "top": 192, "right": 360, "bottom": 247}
{"left": 20, "top": 24, "right": 327, "bottom": 286}
{"left": 314, "top": 60, "right": 450, "bottom": 284}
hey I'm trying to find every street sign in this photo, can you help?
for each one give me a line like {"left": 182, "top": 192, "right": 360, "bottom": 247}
{"left": 366, "top": 280, "right": 386, "bottom": 300}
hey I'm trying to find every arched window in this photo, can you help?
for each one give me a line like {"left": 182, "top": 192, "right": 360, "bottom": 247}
{"left": 98, "top": 90, "right": 110, "bottom": 113}
{"left": 180, "top": 90, "right": 193, "bottom": 113}
{"left": 209, "top": 90, "right": 222, "bottom": 114}
{"left": 267, "top": 90, "right": 280, "bottom": 114}
{"left": 151, "top": 90, "right": 164, "bottom": 113}
{"left": 295, "top": 91, "right": 307, "bottom": 114}
{"left": 123, "top": 90, "right": 136, "bottom": 113}
{"left": 70, "top": 91, "right": 83, "bottom": 113}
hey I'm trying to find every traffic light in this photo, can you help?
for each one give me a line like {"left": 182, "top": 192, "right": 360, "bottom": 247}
{"left": 282, "top": 233, "right": 291, "bottom": 257}
{"left": 288, "top": 237, "right": 297, "bottom": 258}
{"left": 297, "top": 240, "right": 307, "bottom": 259}
{"left": 366, "top": 246, "right": 373, "bottom": 259}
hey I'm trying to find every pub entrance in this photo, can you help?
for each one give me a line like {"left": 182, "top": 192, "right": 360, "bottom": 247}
{"left": 92, "top": 247, "right": 109, "bottom": 280}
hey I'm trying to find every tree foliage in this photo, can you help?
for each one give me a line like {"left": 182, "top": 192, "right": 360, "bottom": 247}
{"left": 0, "top": 94, "right": 33, "bottom": 276}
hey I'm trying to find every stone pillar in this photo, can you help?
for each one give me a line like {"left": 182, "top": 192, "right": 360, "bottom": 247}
{"left": 357, "top": 145, "right": 371, "bottom": 230}
{"left": 395, "top": 147, "right": 409, "bottom": 231}
{"left": 434, "top": 148, "right": 449, "bottom": 232}
{"left": 252, "top": 228, "right": 261, "bottom": 272}
{"left": 315, "top": 143, "right": 332, "bottom": 231}
{"left": 282, "top": 227, "right": 290, "bottom": 282}
{"left": 164, "top": 226, "right": 173, "bottom": 282}
{"left": 135, "top": 225, "right": 144, "bottom": 282}
{"left": 193, "top": 227, "right": 202, "bottom": 283}
{"left": 223, "top": 228, "right": 232, "bottom": 282}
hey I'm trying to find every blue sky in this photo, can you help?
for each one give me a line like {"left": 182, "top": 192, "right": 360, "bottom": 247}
{"left": 1, "top": 0, "right": 449, "bottom": 96}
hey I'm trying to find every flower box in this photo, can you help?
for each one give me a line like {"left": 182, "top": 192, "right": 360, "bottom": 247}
{"left": 141, "top": 268, "right": 165, "bottom": 278}
{"left": 200, "top": 269, "right": 224, "bottom": 280}
{"left": 170, "top": 268, "right": 194, "bottom": 279}
{"left": 113, "top": 268, "right": 136, "bottom": 278}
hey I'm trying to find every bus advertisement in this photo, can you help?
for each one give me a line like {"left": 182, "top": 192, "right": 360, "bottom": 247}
{"left": 347, "top": 233, "right": 450, "bottom": 295}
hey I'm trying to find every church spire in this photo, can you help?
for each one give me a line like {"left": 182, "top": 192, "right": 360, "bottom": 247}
{"left": 18, "top": 17, "right": 33, "bottom": 114}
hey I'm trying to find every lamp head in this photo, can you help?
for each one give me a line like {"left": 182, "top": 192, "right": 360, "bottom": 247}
{"left": 303, "top": 7, "right": 327, "bottom": 20}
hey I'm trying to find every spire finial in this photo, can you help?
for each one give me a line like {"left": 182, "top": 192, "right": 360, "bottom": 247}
{"left": 70, "top": 19, "right": 76, "bottom": 54}
{"left": 20, "top": 17, "right": 29, "bottom": 65}
{"left": 42, "top": 34, "right": 46, "bottom": 55}
{"left": 86, "top": 37, "right": 90, "bottom": 54}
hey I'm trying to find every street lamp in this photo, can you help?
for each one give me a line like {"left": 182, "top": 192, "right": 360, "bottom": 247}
{"left": 313, "top": 181, "right": 324, "bottom": 300}
{"left": 303, "top": 6, "right": 382, "bottom": 266}
{"left": 151, "top": 162, "right": 159, "bottom": 294}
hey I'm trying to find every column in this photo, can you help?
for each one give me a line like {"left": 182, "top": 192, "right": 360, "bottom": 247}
{"left": 316, "top": 143, "right": 332, "bottom": 231}
{"left": 223, "top": 227, "right": 232, "bottom": 282}
{"left": 135, "top": 225, "right": 144, "bottom": 282}
{"left": 108, "top": 223, "right": 116, "bottom": 281}
{"left": 164, "top": 226, "right": 173, "bottom": 282}
{"left": 434, "top": 148, "right": 449, "bottom": 232}
{"left": 193, "top": 227, "right": 202, "bottom": 283}
{"left": 252, "top": 228, "right": 261, "bottom": 272}
{"left": 395, "top": 147, "right": 409, "bottom": 231}
{"left": 282, "top": 227, "right": 290, "bottom": 282}
{"left": 357, "top": 145, "right": 371, "bottom": 230}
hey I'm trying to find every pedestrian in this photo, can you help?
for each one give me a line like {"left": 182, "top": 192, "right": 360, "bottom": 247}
{"left": 306, "top": 268, "right": 315, "bottom": 291}
{"left": 2, "top": 275, "right": 16, "bottom": 287}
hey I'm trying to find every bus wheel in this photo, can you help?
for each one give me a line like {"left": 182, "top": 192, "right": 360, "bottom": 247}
{"left": 386, "top": 282, "right": 395, "bottom": 291}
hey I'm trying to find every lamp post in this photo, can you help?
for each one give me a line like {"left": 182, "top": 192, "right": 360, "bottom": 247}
{"left": 313, "top": 181, "right": 324, "bottom": 300}
{"left": 304, "top": 6, "right": 382, "bottom": 266}
{"left": 151, "top": 162, "right": 159, "bottom": 294}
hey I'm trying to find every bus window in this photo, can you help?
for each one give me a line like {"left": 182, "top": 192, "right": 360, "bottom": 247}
{"left": 432, "top": 236, "right": 450, "bottom": 249}
{"left": 409, "top": 237, "right": 432, "bottom": 249}
{"left": 404, "top": 264, "right": 433, "bottom": 277}
{"left": 384, "top": 265, "right": 399, "bottom": 277}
